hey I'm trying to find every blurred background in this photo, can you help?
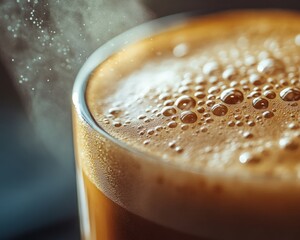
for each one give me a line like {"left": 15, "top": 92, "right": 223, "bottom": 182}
{"left": 1, "top": 0, "right": 300, "bottom": 239}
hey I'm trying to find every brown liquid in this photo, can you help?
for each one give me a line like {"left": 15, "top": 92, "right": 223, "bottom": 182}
{"left": 74, "top": 10, "right": 300, "bottom": 240}
{"left": 82, "top": 172, "right": 205, "bottom": 240}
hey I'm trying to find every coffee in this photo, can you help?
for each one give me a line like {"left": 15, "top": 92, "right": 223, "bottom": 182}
{"left": 74, "top": 10, "right": 300, "bottom": 240}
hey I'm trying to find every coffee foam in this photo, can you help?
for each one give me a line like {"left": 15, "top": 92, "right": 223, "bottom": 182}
{"left": 76, "top": 11, "right": 300, "bottom": 239}
{"left": 87, "top": 10, "right": 300, "bottom": 179}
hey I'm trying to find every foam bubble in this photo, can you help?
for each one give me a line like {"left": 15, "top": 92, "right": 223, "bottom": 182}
{"left": 203, "top": 61, "right": 220, "bottom": 75}
{"left": 239, "top": 152, "right": 260, "bottom": 164}
{"left": 280, "top": 87, "right": 300, "bottom": 101}
{"left": 175, "top": 95, "right": 196, "bottom": 110}
{"left": 220, "top": 88, "right": 244, "bottom": 104}
{"left": 180, "top": 111, "right": 197, "bottom": 124}
{"left": 263, "top": 90, "right": 276, "bottom": 99}
{"left": 257, "top": 58, "right": 284, "bottom": 74}
{"left": 211, "top": 104, "right": 228, "bottom": 116}
{"left": 249, "top": 73, "right": 265, "bottom": 86}
{"left": 279, "top": 137, "right": 299, "bottom": 150}
{"left": 162, "top": 106, "right": 177, "bottom": 116}
{"left": 173, "top": 43, "right": 189, "bottom": 58}
{"left": 252, "top": 97, "right": 269, "bottom": 109}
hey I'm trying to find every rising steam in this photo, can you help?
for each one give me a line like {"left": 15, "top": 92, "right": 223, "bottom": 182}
{"left": 0, "top": 0, "right": 151, "bottom": 163}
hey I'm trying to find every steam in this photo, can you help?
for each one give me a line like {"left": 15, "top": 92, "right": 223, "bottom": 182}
{"left": 0, "top": 0, "right": 152, "bottom": 164}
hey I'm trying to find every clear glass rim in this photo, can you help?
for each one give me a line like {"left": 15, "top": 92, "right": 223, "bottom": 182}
{"left": 72, "top": 10, "right": 299, "bottom": 183}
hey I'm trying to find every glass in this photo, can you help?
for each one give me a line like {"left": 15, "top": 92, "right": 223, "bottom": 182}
{"left": 72, "top": 10, "right": 300, "bottom": 240}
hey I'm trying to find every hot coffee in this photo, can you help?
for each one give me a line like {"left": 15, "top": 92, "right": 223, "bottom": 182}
{"left": 74, "top": 10, "right": 300, "bottom": 240}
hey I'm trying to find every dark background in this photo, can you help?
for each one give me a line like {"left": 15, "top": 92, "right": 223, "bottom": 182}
{"left": 1, "top": 0, "right": 300, "bottom": 239}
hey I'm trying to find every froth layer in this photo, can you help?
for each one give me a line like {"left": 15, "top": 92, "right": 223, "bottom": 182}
{"left": 87, "top": 10, "right": 300, "bottom": 179}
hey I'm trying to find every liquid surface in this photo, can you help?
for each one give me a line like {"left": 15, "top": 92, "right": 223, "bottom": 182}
{"left": 87, "top": 10, "right": 300, "bottom": 179}
{"left": 77, "top": 10, "right": 300, "bottom": 240}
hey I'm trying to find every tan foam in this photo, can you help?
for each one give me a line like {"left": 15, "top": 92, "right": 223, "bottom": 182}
{"left": 75, "top": 10, "right": 300, "bottom": 239}
{"left": 87, "top": 10, "right": 300, "bottom": 179}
